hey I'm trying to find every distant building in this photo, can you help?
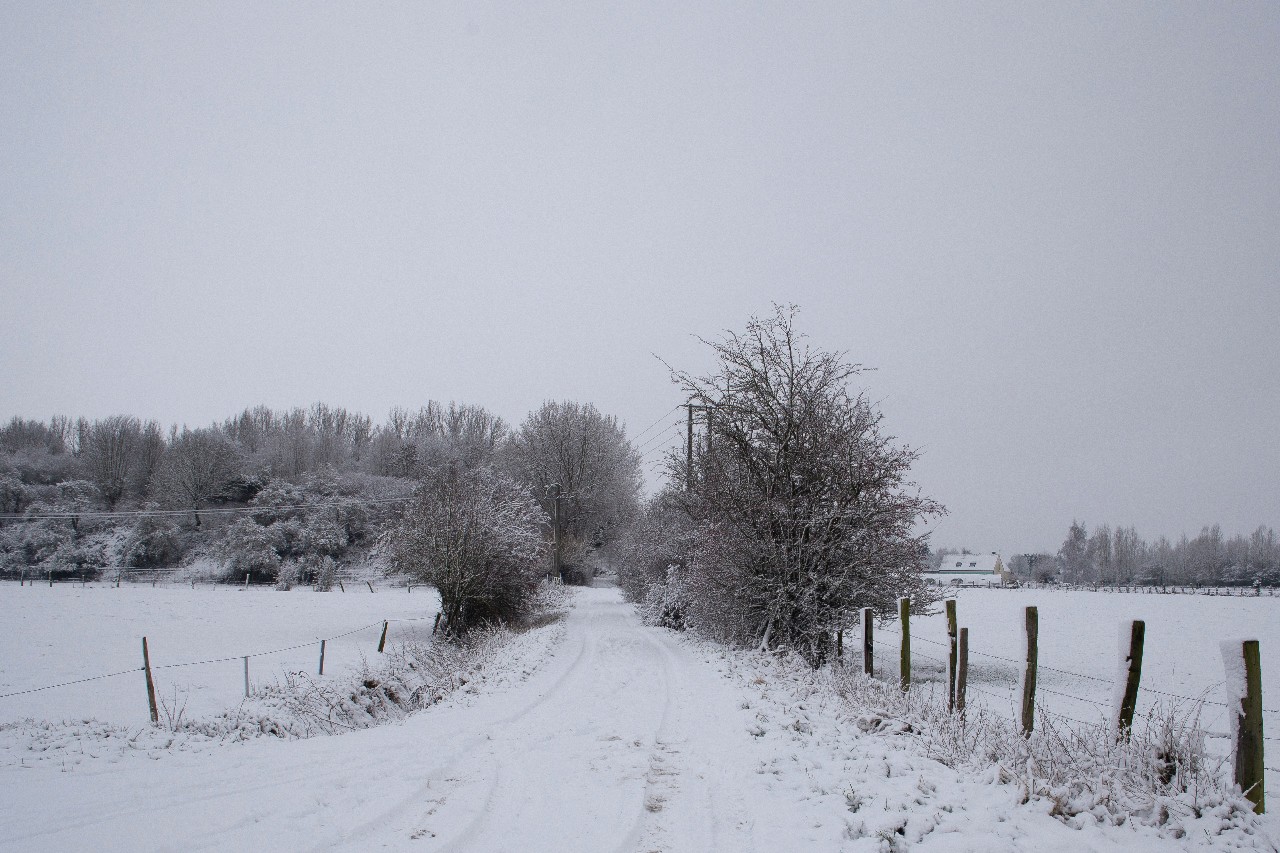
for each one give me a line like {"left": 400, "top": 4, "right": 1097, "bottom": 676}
{"left": 925, "top": 552, "right": 1008, "bottom": 586}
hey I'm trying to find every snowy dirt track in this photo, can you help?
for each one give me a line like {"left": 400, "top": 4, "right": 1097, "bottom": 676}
{"left": 2, "top": 586, "right": 1272, "bottom": 852}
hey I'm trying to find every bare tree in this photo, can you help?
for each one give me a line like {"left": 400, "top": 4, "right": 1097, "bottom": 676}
{"left": 654, "top": 306, "right": 943, "bottom": 665}
{"left": 155, "top": 427, "right": 244, "bottom": 524}
{"left": 76, "top": 415, "right": 144, "bottom": 506}
{"left": 502, "top": 401, "right": 642, "bottom": 563}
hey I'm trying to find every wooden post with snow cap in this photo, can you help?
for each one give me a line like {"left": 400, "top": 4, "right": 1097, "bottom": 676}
{"left": 1115, "top": 620, "right": 1145, "bottom": 741}
{"left": 899, "top": 597, "right": 911, "bottom": 692}
{"left": 860, "top": 608, "right": 874, "bottom": 677}
{"left": 945, "top": 599, "right": 958, "bottom": 712}
{"left": 1222, "top": 639, "right": 1265, "bottom": 814}
{"left": 1020, "top": 606, "right": 1038, "bottom": 737}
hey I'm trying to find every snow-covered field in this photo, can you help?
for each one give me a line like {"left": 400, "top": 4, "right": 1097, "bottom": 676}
{"left": 899, "top": 588, "right": 1277, "bottom": 784}
{"left": 0, "top": 583, "right": 1276, "bottom": 851}
{"left": 0, "top": 581, "right": 441, "bottom": 726}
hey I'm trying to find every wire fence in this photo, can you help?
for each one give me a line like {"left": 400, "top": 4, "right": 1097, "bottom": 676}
{"left": 862, "top": 618, "right": 1277, "bottom": 821}
{"left": 876, "top": 621, "right": 1278, "bottom": 717}
{"left": 0, "top": 612, "right": 439, "bottom": 703}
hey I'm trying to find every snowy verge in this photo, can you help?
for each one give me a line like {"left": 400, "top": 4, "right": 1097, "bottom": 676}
{"left": 667, "top": 631, "right": 1278, "bottom": 852}
{"left": 0, "top": 597, "right": 569, "bottom": 771}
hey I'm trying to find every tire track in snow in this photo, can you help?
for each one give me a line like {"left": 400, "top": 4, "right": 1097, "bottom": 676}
{"left": 402, "top": 592, "right": 672, "bottom": 852}
{"left": 616, "top": 627, "right": 759, "bottom": 853}
{"left": 313, "top": 622, "right": 596, "bottom": 850}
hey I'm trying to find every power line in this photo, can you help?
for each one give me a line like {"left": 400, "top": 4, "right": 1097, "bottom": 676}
{"left": 0, "top": 496, "right": 412, "bottom": 523}
{"left": 629, "top": 403, "right": 685, "bottom": 445}
{"left": 634, "top": 420, "right": 684, "bottom": 455}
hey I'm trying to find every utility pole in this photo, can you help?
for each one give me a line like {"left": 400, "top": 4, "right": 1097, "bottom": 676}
{"left": 686, "top": 402, "right": 694, "bottom": 490}
{"left": 549, "top": 483, "right": 564, "bottom": 582}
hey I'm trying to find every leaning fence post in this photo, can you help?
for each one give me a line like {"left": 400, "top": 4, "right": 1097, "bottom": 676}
{"left": 318, "top": 639, "right": 327, "bottom": 675}
{"left": 141, "top": 636, "right": 159, "bottom": 725}
{"left": 945, "top": 599, "right": 958, "bottom": 712}
{"left": 956, "top": 627, "right": 969, "bottom": 715}
{"left": 367, "top": 581, "right": 375, "bottom": 593}
{"left": 899, "top": 597, "right": 911, "bottom": 692}
{"left": 1115, "top": 620, "right": 1145, "bottom": 741}
{"left": 861, "top": 607, "right": 873, "bottom": 677}
{"left": 1221, "top": 639, "right": 1265, "bottom": 814}
{"left": 1021, "top": 606, "right": 1038, "bottom": 736}
{"left": 377, "top": 620, "right": 389, "bottom": 653}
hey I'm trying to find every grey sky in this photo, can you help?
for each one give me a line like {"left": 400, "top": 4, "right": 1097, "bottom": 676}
{"left": 2, "top": 2, "right": 1277, "bottom": 553}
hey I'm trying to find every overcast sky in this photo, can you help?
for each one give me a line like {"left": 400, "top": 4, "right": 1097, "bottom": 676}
{"left": 2, "top": 2, "right": 1277, "bottom": 553}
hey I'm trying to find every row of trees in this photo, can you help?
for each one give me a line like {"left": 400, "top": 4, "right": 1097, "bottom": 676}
{"left": 618, "top": 307, "right": 943, "bottom": 666}
{"left": 1006, "top": 521, "right": 1280, "bottom": 586}
{"left": 0, "top": 401, "right": 512, "bottom": 515}
{"left": 0, "top": 400, "right": 644, "bottom": 614}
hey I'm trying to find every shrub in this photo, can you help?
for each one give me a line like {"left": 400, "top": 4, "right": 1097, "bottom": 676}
{"left": 385, "top": 466, "right": 545, "bottom": 635}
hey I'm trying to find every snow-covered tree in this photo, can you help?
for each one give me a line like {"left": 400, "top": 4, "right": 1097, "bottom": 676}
{"left": 154, "top": 426, "right": 244, "bottom": 523}
{"left": 502, "top": 400, "right": 642, "bottom": 561}
{"left": 1059, "top": 521, "right": 1089, "bottom": 583}
{"left": 385, "top": 466, "right": 545, "bottom": 634}
{"left": 653, "top": 305, "right": 944, "bottom": 665}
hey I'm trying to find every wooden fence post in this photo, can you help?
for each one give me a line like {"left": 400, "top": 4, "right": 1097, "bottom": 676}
{"left": 1223, "top": 639, "right": 1265, "bottom": 814}
{"left": 338, "top": 580, "right": 345, "bottom": 593}
{"left": 243, "top": 573, "right": 250, "bottom": 590}
{"left": 318, "top": 639, "right": 326, "bottom": 675}
{"left": 1116, "top": 620, "right": 1145, "bottom": 740}
{"left": 899, "top": 597, "right": 911, "bottom": 692}
{"left": 861, "top": 607, "right": 873, "bottom": 677}
{"left": 377, "top": 620, "right": 389, "bottom": 653}
{"left": 946, "top": 599, "right": 958, "bottom": 712}
{"left": 1021, "top": 606, "right": 1038, "bottom": 736}
{"left": 366, "top": 581, "right": 375, "bottom": 593}
{"left": 243, "top": 656, "right": 250, "bottom": 698}
{"left": 836, "top": 629, "right": 843, "bottom": 663}
{"left": 956, "top": 627, "right": 969, "bottom": 715}
{"left": 142, "top": 636, "right": 159, "bottom": 725}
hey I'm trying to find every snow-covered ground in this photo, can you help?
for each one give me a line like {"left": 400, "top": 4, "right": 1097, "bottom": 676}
{"left": 0, "top": 581, "right": 441, "bottom": 726}
{"left": 899, "top": 587, "right": 1278, "bottom": 791}
{"left": 0, "top": 584, "right": 1275, "bottom": 851}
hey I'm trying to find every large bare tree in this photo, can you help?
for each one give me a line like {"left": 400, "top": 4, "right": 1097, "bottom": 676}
{"left": 658, "top": 306, "right": 944, "bottom": 665}
{"left": 502, "top": 401, "right": 642, "bottom": 562}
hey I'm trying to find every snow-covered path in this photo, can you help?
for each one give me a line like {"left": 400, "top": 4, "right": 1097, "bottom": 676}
{"left": 0, "top": 587, "right": 797, "bottom": 852}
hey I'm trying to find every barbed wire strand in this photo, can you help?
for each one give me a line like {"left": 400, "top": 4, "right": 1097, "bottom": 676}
{"left": 0, "top": 668, "right": 141, "bottom": 700}
{"left": 2, "top": 617, "right": 422, "bottom": 697}
{"left": 880, "top": 622, "right": 1279, "bottom": 713}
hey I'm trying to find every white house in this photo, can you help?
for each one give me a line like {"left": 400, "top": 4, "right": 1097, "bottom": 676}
{"left": 925, "top": 552, "right": 1008, "bottom": 586}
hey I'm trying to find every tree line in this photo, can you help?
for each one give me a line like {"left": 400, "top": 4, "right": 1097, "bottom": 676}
{"left": 1003, "top": 521, "right": 1280, "bottom": 586}
{"left": 3, "top": 307, "right": 946, "bottom": 647}
{"left": 0, "top": 400, "right": 642, "bottom": 627}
